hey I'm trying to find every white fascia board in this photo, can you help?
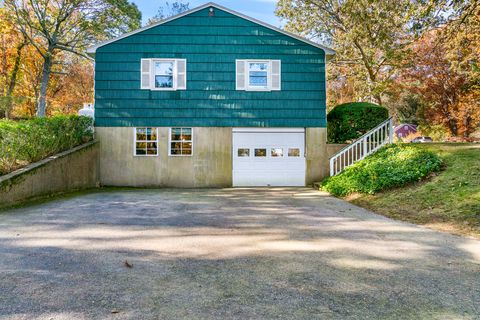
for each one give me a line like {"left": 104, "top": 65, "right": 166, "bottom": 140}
{"left": 86, "top": 2, "right": 335, "bottom": 57}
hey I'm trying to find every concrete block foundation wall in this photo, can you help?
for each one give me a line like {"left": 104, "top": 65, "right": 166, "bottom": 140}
{"left": 0, "top": 141, "right": 99, "bottom": 209}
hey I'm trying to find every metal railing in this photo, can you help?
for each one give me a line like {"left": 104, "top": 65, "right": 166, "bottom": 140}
{"left": 329, "top": 117, "right": 393, "bottom": 176}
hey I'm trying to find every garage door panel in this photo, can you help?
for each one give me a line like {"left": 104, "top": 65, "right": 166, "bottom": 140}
{"left": 233, "top": 129, "right": 306, "bottom": 187}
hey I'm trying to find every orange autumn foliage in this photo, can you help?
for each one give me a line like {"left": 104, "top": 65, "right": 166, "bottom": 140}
{"left": 0, "top": 7, "right": 93, "bottom": 119}
{"left": 399, "top": 30, "right": 480, "bottom": 137}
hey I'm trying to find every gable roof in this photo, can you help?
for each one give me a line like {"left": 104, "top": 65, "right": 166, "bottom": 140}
{"left": 86, "top": 2, "right": 335, "bottom": 56}
{"left": 394, "top": 124, "right": 418, "bottom": 133}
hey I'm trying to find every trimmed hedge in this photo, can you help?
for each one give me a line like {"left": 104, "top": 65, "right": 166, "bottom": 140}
{"left": 321, "top": 144, "right": 443, "bottom": 196}
{"left": 0, "top": 116, "right": 93, "bottom": 175}
{"left": 327, "top": 102, "right": 389, "bottom": 143}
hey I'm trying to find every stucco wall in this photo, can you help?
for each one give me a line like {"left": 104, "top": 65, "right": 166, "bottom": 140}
{"left": 305, "top": 129, "right": 349, "bottom": 184}
{"left": 0, "top": 141, "right": 99, "bottom": 208}
{"left": 97, "top": 127, "right": 337, "bottom": 187}
{"left": 95, "top": 127, "right": 232, "bottom": 187}
{"left": 306, "top": 128, "right": 327, "bottom": 185}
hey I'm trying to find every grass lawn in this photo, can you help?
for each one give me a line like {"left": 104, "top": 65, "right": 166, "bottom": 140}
{"left": 347, "top": 143, "right": 480, "bottom": 238}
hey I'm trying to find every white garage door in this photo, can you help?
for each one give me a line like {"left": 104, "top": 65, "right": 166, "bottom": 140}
{"left": 233, "top": 128, "right": 306, "bottom": 187}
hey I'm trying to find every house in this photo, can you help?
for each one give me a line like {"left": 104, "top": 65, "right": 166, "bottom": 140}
{"left": 394, "top": 123, "right": 418, "bottom": 139}
{"left": 86, "top": 2, "right": 336, "bottom": 187}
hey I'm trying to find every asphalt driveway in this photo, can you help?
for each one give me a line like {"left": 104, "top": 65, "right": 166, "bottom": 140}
{"left": 0, "top": 188, "right": 479, "bottom": 320}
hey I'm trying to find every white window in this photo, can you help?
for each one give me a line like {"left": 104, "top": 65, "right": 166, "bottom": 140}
{"left": 236, "top": 59, "right": 281, "bottom": 91}
{"left": 140, "top": 59, "right": 187, "bottom": 91}
{"left": 237, "top": 148, "right": 250, "bottom": 157}
{"left": 169, "top": 128, "right": 193, "bottom": 156}
{"left": 271, "top": 148, "right": 283, "bottom": 157}
{"left": 288, "top": 148, "right": 301, "bottom": 157}
{"left": 254, "top": 148, "right": 267, "bottom": 157}
{"left": 154, "top": 61, "right": 174, "bottom": 89}
{"left": 134, "top": 127, "right": 158, "bottom": 156}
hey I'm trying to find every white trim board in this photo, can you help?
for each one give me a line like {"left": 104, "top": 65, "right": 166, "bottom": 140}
{"left": 86, "top": 2, "right": 335, "bottom": 56}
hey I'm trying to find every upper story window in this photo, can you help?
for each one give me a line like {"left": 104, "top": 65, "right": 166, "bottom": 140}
{"left": 154, "top": 61, "right": 174, "bottom": 88}
{"left": 248, "top": 62, "right": 268, "bottom": 89}
{"left": 140, "top": 59, "right": 186, "bottom": 91}
{"left": 236, "top": 59, "right": 281, "bottom": 91}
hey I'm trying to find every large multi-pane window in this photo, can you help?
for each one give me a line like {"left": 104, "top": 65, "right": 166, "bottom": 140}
{"left": 169, "top": 128, "right": 193, "bottom": 156}
{"left": 134, "top": 128, "right": 158, "bottom": 156}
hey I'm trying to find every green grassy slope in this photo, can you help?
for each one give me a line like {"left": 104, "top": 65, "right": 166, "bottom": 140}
{"left": 348, "top": 143, "right": 480, "bottom": 238}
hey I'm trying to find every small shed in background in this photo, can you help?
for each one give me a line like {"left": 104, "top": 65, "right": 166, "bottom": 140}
{"left": 394, "top": 123, "right": 417, "bottom": 140}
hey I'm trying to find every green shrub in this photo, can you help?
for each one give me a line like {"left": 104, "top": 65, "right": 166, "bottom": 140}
{"left": 321, "top": 144, "right": 443, "bottom": 196}
{"left": 0, "top": 115, "right": 93, "bottom": 175}
{"left": 327, "top": 102, "right": 389, "bottom": 143}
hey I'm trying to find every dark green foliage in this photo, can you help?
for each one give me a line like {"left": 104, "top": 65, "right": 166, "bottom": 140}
{"left": 327, "top": 102, "right": 389, "bottom": 143}
{"left": 0, "top": 116, "right": 93, "bottom": 175}
{"left": 96, "top": 0, "right": 142, "bottom": 39}
{"left": 321, "top": 144, "right": 443, "bottom": 196}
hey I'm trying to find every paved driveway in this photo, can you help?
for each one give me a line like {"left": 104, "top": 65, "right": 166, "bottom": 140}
{"left": 0, "top": 188, "right": 479, "bottom": 320}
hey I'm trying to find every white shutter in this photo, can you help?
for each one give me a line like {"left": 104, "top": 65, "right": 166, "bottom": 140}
{"left": 176, "top": 59, "right": 187, "bottom": 90}
{"left": 236, "top": 60, "right": 246, "bottom": 90}
{"left": 271, "top": 60, "right": 281, "bottom": 91}
{"left": 140, "top": 59, "right": 151, "bottom": 89}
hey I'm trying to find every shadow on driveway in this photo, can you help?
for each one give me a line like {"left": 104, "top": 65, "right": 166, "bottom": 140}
{"left": 0, "top": 188, "right": 479, "bottom": 319}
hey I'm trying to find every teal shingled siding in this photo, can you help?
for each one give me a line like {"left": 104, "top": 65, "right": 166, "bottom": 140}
{"left": 94, "top": 7, "right": 327, "bottom": 127}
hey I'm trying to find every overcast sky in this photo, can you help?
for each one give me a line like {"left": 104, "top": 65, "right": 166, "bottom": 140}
{"left": 133, "top": 0, "right": 283, "bottom": 27}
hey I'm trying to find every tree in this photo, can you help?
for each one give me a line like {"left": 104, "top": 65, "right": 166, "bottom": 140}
{"left": 394, "top": 1, "right": 480, "bottom": 137}
{"left": 48, "top": 55, "right": 94, "bottom": 115}
{"left": 276, "top": 0, "right": 441, "bottom": 105}
{"left": 441, "top": 0, "right": 480, "bottom": 94}
{"left": 4, "top": 0, "right": 141, "bottom": 117}
{"left": 147, "top": 1, "right": 190, "bottom": 25}
{"left": 0, "top": 7, "right": 28, "bottom": 119}
{"left": 384, "top": 91, "right": 425, "bottom": 125}
{"left": 401, "top": 30, "right": 480, "bottom": 137}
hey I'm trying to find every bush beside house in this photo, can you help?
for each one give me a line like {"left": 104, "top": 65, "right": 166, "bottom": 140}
{"left": 0, "top": 116, "right": 93, "bottom": 175}
{"left": 327, "top": 102, "right": 389, "bottom": 143}
{"left": 321, "top": 144, "right": 442, "bottom": 196}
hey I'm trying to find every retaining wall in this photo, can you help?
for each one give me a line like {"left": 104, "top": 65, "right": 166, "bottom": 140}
{"left": 0, "top": 141, "right": 99, "bottom": 208}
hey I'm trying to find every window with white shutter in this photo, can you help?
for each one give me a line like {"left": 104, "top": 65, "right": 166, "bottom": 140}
{"left": 236, "top": 59, "right": 281, "bottom": 91}
{"left": 140, "top": 59, "right": 187, "bottom": 91}
{"left": 140, "top": 59, "right": 151, "bottom": 89}
{"left": 236, "top": 60, "right": 246, "bottom": 90}
{"left": 271, "top": 60, "right": 281, "bottom": 91}
{"left": 176, "top": 59, "right": 187, "bottom": 90}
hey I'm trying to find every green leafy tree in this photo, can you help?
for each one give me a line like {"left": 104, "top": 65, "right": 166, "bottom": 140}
{"left": 4, "top": 0, "right": 141, "bottom": 117}
{"left": 276, "top": 0, "right": 440, "bottom": 105}
{"left": 441, "top": 0, "right": 479, "bottom": 93}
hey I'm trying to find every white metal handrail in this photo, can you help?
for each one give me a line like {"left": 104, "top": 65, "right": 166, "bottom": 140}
{"left": 329, "top": 117, "right": 393, "bottom": 176}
